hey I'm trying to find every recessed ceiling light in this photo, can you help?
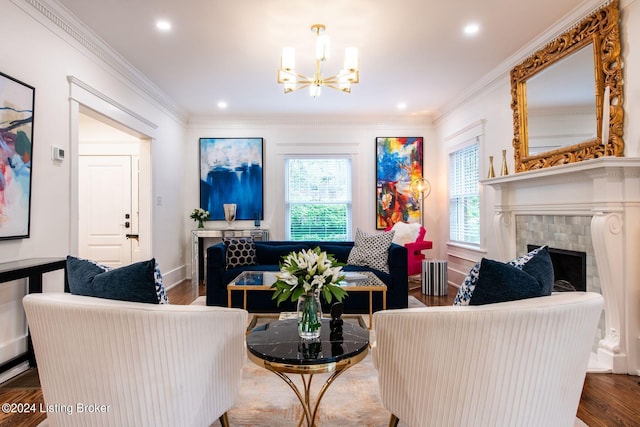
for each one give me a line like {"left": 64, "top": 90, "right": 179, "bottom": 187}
{"left": 397, "top": 102, "right": 407, "bottom": 110}
{"left": 464, "top": 23, "right": 480, "bottom": 36}
{"left": 156, "top": 20, "right": 172, "bottom": 31}
{"left": 217, "top": 101, "right": 228, "bottom": 109}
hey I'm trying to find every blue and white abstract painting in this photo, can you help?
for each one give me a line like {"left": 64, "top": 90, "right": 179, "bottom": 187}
{"left": 199, "top": 138, "right": 263, "bottom": 221}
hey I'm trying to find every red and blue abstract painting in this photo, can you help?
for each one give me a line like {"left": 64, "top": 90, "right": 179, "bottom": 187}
{"left": 376, "top": 137, "right": 423, "bottom": 229}
{"left": 0, "top": 72, "right": 34, "bottom": 239}
{"left": 199, "top": 137, "right": 263, "bottom": 221}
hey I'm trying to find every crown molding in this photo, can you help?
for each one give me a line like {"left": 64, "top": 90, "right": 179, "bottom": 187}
{"left": 188, "top": 114, "right": 433, "bottom": 129}
{"left": 13, "top": 0, "right": 188, "bottom": 123}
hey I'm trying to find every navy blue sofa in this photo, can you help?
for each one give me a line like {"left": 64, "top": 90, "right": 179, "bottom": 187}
{"left": 206, "top": 240, "right": 408, "bottom": 313}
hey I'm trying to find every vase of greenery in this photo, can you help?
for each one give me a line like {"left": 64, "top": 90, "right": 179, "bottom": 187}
{"left": 190, "top": 208, "right": 210, "bottom": 229}
{"left": 271, "top": 247, "right": 348, "bottom": 339}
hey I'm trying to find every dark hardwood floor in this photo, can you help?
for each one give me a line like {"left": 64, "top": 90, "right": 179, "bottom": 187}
{"left": 1, "top": 281, "right": 638, "bottom": 426}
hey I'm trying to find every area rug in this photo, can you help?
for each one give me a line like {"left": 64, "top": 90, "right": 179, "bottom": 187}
{"left": 213, "top": 354, "right": 588, "bottom": 427}
{"left": 212, "top": 354, "right": 403, "bottom": 427}
{"left": 407, "top": 295, "right": 426, "bottom": 308}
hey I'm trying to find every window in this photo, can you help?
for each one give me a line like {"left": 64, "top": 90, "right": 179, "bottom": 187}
{"left": 285, "top": 157, "right": 352, "bottom": 241}
{"left": 449, "top": 140, "right": 480, "bottom": 245}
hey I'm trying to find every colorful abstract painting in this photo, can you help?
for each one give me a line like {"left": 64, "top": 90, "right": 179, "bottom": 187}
{"left": 0, "top": 72, "right": 34, "bottom": 239}
{"left": 376, "top": 137, "right": 423, "bottom": 229}
{"left": 199, "top": 138, "right": 264, "bottom": 221}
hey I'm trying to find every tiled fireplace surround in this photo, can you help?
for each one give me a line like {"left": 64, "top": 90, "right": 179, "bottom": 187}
{"left": 484, "top": 158, "right": 640, "bottom": 375}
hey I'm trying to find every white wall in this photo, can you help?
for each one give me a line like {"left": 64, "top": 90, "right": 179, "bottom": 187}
{"left": 435, "top": 77, "right": 513, "bottom": 268}
{"left": 184, "top": 115, "right": 437, "bottom": 274}
{"left": 0, "top": 0, "right": 186, "bottom": 379}
{"left": 434, "top": 0, "right": 640, "bottom": 274}
{"left": 0, "top": 1, "right": 187, "bottom": 278}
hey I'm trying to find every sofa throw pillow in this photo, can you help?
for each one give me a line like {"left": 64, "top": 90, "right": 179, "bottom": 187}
{"left": 469, "top": 258, "right": 548, "bottom": 305}
{"left": 67, "top": 256, "right": 160, "bottom": 304}
{"left": 453, "top": 245, "right": 552, "bottom": 306}
{"left": 223, "top": 237, "right": 257, "bottom": 270}
{"left": 347, "top": 228, "right": 395, "bottom": 274}
{"left": 66, "top": 256, "right": 168, "bottom": 304}
{"left": 153, "top": 262, "right": 170, "bottom": 304}
{"left": 390, "top": 222, "right": 422, "bottom": 246}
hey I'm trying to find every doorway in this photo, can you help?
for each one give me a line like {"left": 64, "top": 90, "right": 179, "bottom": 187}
{"left": 77, "top": 111, "right": 150, "bottom": 266}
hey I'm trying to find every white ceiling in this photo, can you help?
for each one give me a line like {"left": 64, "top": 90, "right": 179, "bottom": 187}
{"left": 55, "top": 0, "right": 595, "bottom": 118}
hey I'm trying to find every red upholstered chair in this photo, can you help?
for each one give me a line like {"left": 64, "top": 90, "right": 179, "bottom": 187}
{"left": 386, "top": 222, "right": 433, "bottom": 276}
{"left": 405, "top": 226, "right": 433, "bottom": 276}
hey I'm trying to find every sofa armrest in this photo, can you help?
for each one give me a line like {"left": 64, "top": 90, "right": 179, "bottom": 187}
{"left": 387, "top": 243, "right": 409, "bottom": 309}
{"left": 206, "top": 243, "right": 227, "bottom": 306}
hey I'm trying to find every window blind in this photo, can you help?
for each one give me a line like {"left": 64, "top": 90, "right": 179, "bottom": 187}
{"left": 449, "top": 141, "right": 480, "bottom": 245}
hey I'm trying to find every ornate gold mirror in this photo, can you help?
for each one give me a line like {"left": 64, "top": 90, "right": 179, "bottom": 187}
{"left": 511, "top": 0, "right": 623, "bottom": 172}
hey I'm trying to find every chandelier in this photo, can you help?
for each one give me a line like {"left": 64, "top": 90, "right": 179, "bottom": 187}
{"left": 277, "top": 24, "right": 359, "bottom": 97}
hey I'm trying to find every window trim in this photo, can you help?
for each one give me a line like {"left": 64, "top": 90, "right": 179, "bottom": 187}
{"left": 284, "top": 155, "right": 353, "bottom": 241}
{"left": 445, "top": 120, "right": 485, "bottom": 249}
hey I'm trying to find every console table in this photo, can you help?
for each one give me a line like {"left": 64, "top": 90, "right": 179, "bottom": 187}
{"left": 0, "top": 257, "right": 67, "bottom": 375}
{"left": 191, "top": 228, "right": 269, "bottom": 291}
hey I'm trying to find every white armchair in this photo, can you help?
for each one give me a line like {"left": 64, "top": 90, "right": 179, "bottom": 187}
{"left": 372, "top": 292, "right": 603, "bottom": 427}
{"left": 23, "top": 293, "right": 248, "bottom": 427}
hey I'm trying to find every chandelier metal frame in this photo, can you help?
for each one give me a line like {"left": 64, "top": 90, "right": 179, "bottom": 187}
{"left": 277, "top": 24, "right": 360, "bottom": 97}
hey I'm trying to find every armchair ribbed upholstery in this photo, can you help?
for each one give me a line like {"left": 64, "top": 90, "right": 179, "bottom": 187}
{"left": 372, "top": 292, "right": 603, "bottom": 427}
{"left": 23, "top": 293, "right": 248, "bottom": 427}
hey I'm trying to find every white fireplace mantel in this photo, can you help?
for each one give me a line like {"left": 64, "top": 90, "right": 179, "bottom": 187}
{"left": 482, "top": 157, "right": 640, "bottom": 375}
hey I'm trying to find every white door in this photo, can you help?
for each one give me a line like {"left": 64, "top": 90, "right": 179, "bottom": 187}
{"left": 79, "top": 156, "right": 136, "bottom": 267}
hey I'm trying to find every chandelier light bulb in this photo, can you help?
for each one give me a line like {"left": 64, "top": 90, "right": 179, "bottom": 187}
{"left": 344, "top": 47, "right": 358, "bottom": 70}
{"left": 281, "top": 47, "right": 295, "bottom": 71}
{"left": 315, "top": 34, "right": 330, "bottom": 61}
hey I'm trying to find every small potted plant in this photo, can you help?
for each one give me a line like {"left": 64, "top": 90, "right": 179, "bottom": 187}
{"left": 190, "top": 208, "right": 210, "bottom": 229}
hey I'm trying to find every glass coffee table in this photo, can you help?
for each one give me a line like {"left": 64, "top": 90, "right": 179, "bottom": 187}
{"left": 227, "top": 270, "right": 387, "bottom": 327}
{"left": 246, "top": 318, "right": 369, "bottom": 427}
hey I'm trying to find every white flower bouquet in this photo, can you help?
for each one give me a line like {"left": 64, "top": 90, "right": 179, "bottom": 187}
{"left": 271, "top": 247, "right": 348, "bottom": 306}
{"left": 190, "top": 208, "right": 210, "bottom": 228}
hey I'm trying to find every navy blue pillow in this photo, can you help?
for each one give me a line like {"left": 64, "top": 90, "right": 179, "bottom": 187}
{"left": 317, "top": 244, "right": 352, "bottom": 264}
{"left": 469, "top": 258, "right": 546, "bottom": 305}
{"left": 67, "top": 256, "right": 159, "bottom": 304}
{"left": 521, "top": 246, "right": 554, "bottom": 295}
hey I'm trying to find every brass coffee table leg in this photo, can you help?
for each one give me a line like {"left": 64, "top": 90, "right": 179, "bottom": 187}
{"left": 309, "top": 368, "right": 349, "bottom": 425}
{"left": 267, "top": 369, "right": 313, "bottom": 426}
{"left": 263, "top": 364, "right": 350, "bottom": 427}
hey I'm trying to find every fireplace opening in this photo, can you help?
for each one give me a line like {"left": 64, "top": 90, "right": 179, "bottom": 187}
{"left": 527, "top": 245, "right": 587, "bottom": 292}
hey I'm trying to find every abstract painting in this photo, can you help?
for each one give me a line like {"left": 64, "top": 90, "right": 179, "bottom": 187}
{"left": 199, "top": 137, "right": 263, "bottom": 221}
{"left": 375, "top": 137, "right": 423, "bottom": 229}
{"left": 0, "top": 72, "right": 35, "bottom": 239}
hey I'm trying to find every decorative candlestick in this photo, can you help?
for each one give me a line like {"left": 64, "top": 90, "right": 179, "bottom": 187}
{"left": 488, "top": 156, "right": 495, "bottom": 178}
{"left": 500, "top": 149, "right": 509, "bottom": 176}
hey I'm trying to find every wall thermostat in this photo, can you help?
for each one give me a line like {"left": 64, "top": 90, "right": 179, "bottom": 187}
{"left": 51, "top": 146, "right": 65, "bottom": 161}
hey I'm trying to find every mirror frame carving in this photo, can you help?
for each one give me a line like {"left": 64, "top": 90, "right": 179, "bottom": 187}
{"left": 511, "top": 0, "right": 624, "bottom": 172}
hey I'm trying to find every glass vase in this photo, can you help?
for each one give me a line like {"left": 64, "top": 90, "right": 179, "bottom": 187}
{"left": 297, "top": 290, "right": 322, "bottom": 339}
{"left": 197, "top": 219, "right": 204, "bottom": 229}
